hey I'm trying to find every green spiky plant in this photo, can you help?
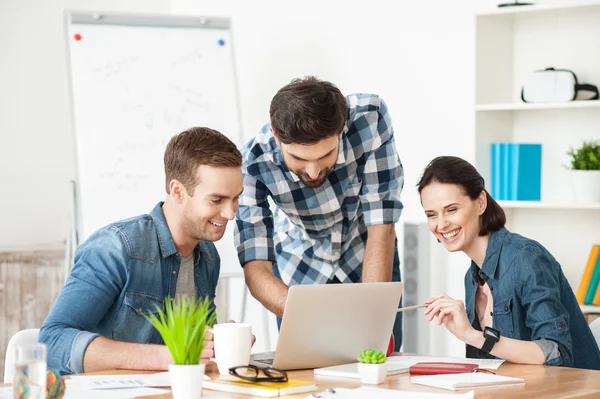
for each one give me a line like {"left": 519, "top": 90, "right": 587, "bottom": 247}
{"left": 567, "top": 141, "right": 600, "bottom": 170}
{"left": 143, "top": 295, "right": 216, "bottom": 365}
{"left": 357, "top": 349, "right": 386, "bottom": 364}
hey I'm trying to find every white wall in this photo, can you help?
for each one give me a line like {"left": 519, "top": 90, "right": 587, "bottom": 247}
{"left": 171, "top": 0, "right": 476, "bottom": 223}
{"left": 0, "top": 0, "right": 171, "bottom": 249}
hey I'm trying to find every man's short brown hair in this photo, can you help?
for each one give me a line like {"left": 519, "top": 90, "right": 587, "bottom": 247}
{"left": 164, "top": 127, "right": 242, "bottom": 194}
{"left": 269, "top": 76, "right": 347, "bottom": 145}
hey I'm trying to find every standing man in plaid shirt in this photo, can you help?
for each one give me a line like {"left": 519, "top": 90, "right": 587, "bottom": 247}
{"left": 235, "top": 76, "right": 404, "bottom": 350}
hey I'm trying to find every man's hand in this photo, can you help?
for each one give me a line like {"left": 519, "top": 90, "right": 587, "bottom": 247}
{"left": 202, "top": 329, "right": 215, "bottom": 364}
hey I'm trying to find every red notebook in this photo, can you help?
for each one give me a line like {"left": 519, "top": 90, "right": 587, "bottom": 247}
{"left": 409, "top": 362, "right": 479, "bottom": 375}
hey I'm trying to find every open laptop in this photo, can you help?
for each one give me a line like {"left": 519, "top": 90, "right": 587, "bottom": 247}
{"left": 250, "top": 282, "right": 403, "bottom": 370}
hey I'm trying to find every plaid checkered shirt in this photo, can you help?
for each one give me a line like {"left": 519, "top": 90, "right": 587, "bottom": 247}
{"left": 234, "top": 93, "right": 404, "bottom": 286}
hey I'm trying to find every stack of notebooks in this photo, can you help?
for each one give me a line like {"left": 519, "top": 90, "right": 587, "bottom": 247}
{"left": 576, "top": 244, "right": 600, "bottom": 305}
{"left": 203, "top": 376, "right": 316, "bottom": 397}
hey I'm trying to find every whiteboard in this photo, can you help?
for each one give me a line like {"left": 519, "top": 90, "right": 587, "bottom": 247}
{"left": 66, "top": 13, "right": 243, "bottom": 275}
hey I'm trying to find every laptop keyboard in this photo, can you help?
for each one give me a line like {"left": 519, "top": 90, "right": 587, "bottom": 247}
{"left": 254, "top": 358, "right": 274, "bottom": 365}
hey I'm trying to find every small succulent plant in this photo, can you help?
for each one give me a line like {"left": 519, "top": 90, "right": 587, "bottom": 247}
{"left": 357, "top": 349, "right": 386, "bottom": 364}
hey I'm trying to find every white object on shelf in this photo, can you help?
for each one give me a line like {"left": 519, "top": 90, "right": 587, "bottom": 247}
{"left": 475, "top": 100, "right": 600, "bottom": 111}
{"left": 498, "top": 201, "right": 600, "bottom": 210}
{"left": 571, "top": 170, "right": 600, "bottom": 203}
{"left": 476, "top": 1, "right": 600, "bottom": 16}
{"left": 580, "top": 304, "right": 600, "bottom": 314}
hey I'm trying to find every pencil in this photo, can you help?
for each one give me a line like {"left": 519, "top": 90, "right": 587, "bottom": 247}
{"left": 396, "top": 304, "right": 428, "bottom": 312}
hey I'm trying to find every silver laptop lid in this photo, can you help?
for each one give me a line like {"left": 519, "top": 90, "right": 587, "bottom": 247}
{"left": 273, "top": 282, "right": 402, "bottom": 370}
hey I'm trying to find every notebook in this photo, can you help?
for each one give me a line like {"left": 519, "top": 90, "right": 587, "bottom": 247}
{"left": 411, "top": 372, "right": 525, "bottom": 391}
{"left": 203, "top": 377, "right": 317, "bottom": 398}
{"left": 314, "top": 362, "right": 410, "bottom": 379}
{"left": 409, "top": 362, "right": 479, "bottom": 375}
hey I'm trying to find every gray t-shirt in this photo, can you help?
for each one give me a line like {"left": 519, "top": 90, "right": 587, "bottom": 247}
{"left": 175, "top": 254, "right": 198, "bottom": 300}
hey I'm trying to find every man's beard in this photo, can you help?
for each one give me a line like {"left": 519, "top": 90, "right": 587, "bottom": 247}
{"left": 182, "top": 214, "right": 205, "bottom": 241}
{"left": 298, "top": 169, "right": 330, "bottom": 188}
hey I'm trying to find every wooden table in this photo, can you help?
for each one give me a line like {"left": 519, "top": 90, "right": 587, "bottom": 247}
{"left": 3, "top": 357, "right": 600, "bottom": 398}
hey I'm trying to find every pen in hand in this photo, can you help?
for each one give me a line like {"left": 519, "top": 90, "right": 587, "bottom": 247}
{"left": 396, "top": 304, "right": 428, "bottom": 313}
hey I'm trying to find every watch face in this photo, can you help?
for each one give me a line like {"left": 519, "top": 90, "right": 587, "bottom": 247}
{"left": 485, "top": 328, "right": 500, "bottom": 339}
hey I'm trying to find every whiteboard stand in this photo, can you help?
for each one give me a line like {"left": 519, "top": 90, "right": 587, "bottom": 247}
{"left": 63, "top": 180, "right": 79, "bottom": 282}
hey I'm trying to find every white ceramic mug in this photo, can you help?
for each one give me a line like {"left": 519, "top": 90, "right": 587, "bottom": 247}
{"left": 212, "top": 323, "right": 253, "bottom": 375}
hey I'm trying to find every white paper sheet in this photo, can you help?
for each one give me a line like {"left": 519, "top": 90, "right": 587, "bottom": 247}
{"left": 63, "top": 380, "right": 169, "bottom": 398}
{"left": 411, "top": 373, "right": 524, "bottom": 391}
{"left": 304, "top": 387, "right": 475, "bottom": 398}
{"left": 0, "top": 387, "right": 12, "bottom": 399}
{"left": 69, "top": 372, "right": 171, "bottom": 390}
{"left": 0, "top": 385, "right": 169, "bottom": 399}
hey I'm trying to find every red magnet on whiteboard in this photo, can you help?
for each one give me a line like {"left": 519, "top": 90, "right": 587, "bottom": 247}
{"left": 74, "top": 33, "right": 82, "bottom": 41}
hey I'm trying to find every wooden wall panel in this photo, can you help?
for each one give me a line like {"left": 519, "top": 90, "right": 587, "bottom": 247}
{"left": 0, "top": 247, "right": 65, "bottom": 379}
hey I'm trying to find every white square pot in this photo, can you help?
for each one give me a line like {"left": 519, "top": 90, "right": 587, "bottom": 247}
{"left": 357, "top": 362, "right": 387, "bottom": 385}
{"left": 169, "top": 363, "right": 205, "bottom": 398}
{"left": 572, "top": 170, "right": 600, "bottom": 203}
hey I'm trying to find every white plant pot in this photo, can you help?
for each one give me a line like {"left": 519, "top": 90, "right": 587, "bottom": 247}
{"left": 169, "top": 363, "right": 205, "bottom": 399}
{"left": 357, "top": 362, "right": 387, "bottom": 385}
{"left": 571, "top": 170, "right": 600, "bottom": 203}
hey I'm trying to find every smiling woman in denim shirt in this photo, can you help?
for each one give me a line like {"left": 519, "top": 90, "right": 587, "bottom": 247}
{"left": 419, "top": 156, "right": 600, "bottom": 370}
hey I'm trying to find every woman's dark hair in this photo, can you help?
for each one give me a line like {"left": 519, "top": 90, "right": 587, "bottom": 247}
{"left": 417, "top": 156, "right": 505, "bottom": 236}
{"left": 269, "top": 76, "right": 347, "bottom": 145}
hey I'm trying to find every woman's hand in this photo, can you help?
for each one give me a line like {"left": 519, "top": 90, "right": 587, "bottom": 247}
{"left": 424, "top": 294, "right": 475, "bottom": 342}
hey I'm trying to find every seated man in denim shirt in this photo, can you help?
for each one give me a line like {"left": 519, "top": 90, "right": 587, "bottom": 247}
{"left": 39, "top": 127, "right": 243, "bottom": 375}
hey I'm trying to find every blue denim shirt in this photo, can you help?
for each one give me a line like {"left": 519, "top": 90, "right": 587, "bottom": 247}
{"left": 464, "top": 227, "right": 600, "bottom": 370}
{"left": 39, "top": 202, "right": 220, "bottom": 376}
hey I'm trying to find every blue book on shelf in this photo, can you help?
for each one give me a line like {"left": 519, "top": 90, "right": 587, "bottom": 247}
{"left": 490, "top": 143, "right": 541, "bottom": 201}
{"left": 491, "top": 143, "right": 502, "bottom": 199}
{"left": 509, "top": 144, "right": 542, "bottom": 201}
{"left": 584, "top": 254, "right": 600, "bottom": 304}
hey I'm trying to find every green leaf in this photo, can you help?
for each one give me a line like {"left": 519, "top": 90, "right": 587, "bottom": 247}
{"left": 143, "top": 295, "right": 216, "bottom": 365}
{"left": 567, "top": 141, "right": 600, "bottom": 170}
{"left": 357, "top": 349, "right": 386, "bottom": 364}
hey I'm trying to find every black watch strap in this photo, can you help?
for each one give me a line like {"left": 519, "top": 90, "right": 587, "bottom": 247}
{"left": 481, "top": 336, "right": 496, "bottom": 353}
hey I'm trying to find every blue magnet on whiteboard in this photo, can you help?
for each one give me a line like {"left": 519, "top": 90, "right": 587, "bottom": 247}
{"left": 218, "top": 39, "right": 225, "bottom": 46}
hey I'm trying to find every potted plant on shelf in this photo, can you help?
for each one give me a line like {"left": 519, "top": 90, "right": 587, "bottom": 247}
{"left": 144, "top": 295, "right": 216, "bottom": 399}
{"left": 567, "top": 140, "right": 600, "bottom": 202}
{"left": 357, "top": 349, "right": 387, "bottom": 385}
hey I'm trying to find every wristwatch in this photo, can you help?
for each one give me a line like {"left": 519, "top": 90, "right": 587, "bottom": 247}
{"left": 481, "top": 327, "right": 500, "bottom": 353}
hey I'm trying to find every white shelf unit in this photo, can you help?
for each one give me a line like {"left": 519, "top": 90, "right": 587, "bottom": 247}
{"left": 476, "top": 100, "right": 600, "bottom": 111}
{"left": 476, "top": 1, "right": 600, "bottom": 16}
{"left": 498, "top": 200, "right": 600, "bottom": 210}
{"left": 580, "top": 304, "right": 600, "bottom": 314}
{"left": 474, "top": 1, "right": 600, "bottom": 289}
